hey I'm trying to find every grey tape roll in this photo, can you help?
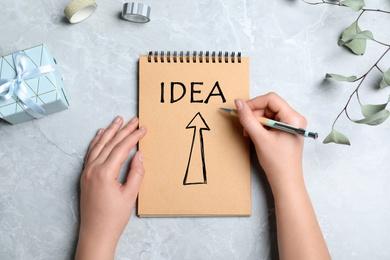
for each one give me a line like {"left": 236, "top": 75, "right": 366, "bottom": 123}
{"left": 122, "top": 2, "right": 151, "bottom": 23}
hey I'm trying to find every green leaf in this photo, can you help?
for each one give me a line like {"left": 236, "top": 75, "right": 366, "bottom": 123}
{"left": 352, "top": 109, "right": 390, "bottom": 125}
{"left": 380, "top": 67, "right": 390, "bottom": 88}
{"left": 326, "top": 73, "right": 357, "bottom": 82}
{"left": 340, "top": 0, "right": 365, "bottom": 11}
{"left": 360, "top": 95, "right": 390, "bottom": 117}
{"left": 323, "top": 129, "right": 351, "bottom": 145}
{"left": 340, "top": 21, "right": 361, "bottom": 42}
{"left": 338, "top": 30, "right": 374, "bottom": 45}
{"left": 338, "top": 21, "right": 366, "bottom": 55}
{"left": 361, "top": 104, "right": 387, "bottom": 117}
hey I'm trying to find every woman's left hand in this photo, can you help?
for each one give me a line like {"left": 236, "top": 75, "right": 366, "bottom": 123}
{"left": 75, "top": 116, "right": 147, "bottom": 260}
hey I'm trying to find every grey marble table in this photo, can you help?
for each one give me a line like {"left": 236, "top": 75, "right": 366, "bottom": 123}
{"left": 1, "top": 0, "right": 390, "bottom": 259}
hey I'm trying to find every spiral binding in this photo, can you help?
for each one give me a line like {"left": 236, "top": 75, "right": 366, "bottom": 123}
{"left": 147, "top": 51, "right": 241, "bottom": 63}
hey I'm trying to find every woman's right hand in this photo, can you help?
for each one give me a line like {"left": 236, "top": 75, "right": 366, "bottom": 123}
{"left": 234, "top": 92, "right": 307, "bottom": 193}
{"left": 236, "top": 93, "right": 331, "bottom": 260}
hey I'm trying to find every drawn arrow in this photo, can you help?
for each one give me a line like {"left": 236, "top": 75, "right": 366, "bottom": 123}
{"left": 183, "top": 112, "right": 210, "bottom": 185}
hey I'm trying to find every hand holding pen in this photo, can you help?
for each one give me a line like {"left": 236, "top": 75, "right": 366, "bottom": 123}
{"left": 233, "top": 93, "right": 331, "bottom": 259}
{"left": 233, "top": 92, "right": 308, "bottom": 187}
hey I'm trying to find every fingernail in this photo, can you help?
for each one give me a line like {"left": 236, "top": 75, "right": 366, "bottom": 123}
{"left": 114, "top": 116, "right": 122, "bottom": 124}
{"left": 139, "top": 126, "right": 147, "bottom": 131}
{"left": 97, "top": 128, "right": 104, "bottom": 135}
{"left": 130, "top": 116, "right": 138, "bottom": 123}
{"left": 138, "top": 151, "right": 143, "bottom": 162}
{"left": 235, "top": 99, "right": 243, "bottom": 111}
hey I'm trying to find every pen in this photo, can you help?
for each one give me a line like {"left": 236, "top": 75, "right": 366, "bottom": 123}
{"left": 219, "top": 108, "right": 318, "bottom": 139}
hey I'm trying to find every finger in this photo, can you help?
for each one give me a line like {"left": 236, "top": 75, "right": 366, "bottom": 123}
{"left": 250, "top": 106, "right": 276, "bottom": 121}
{"left": 104, "top": 126, "right": 147, "bottom": 176}
{"left": 85, "top": 128, "right": 105, "bottom": 163}
{"left": 96, "top": 117, "right": 140, "bottom": 162}
{"left": 235, "top": 99, "right": 267, "bottom": 144}
{"left": 247, "top": 92, "right": 306, "bottom": 127}
{"left": 87, "top": 116, "right": 124, "bottom": 162}
{"left": 246, "top": 92, "right": 290, "bottom": 116}
{"left": 263, "top": 107, "right": 276, "bottom": 120}
{"left": 122, "top": 151, "right": 145, "bottom": 200}
{"left": 113, "top": 117, "right": 139, "bottom": 144}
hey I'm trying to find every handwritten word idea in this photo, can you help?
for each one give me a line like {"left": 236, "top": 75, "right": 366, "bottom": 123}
{"left": 160, "top": 81, "right": 226, "bottom": 104}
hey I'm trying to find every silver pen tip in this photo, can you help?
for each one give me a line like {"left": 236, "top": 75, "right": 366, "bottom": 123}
{"left": 219, "top": 108, "right": 231, "bottom": 113}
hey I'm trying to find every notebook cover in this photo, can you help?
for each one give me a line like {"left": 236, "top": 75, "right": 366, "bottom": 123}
{"left": 138, "top": 53, "right": 251, "bottom": 217}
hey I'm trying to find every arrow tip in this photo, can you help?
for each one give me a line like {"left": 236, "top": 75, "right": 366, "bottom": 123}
{"left": 186, "top": 112, "right": 210, "bottom": 130}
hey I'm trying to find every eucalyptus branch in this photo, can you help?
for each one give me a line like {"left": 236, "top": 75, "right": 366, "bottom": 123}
{"left": 372, "top": 39, "right": 390, "bottom": 47}
{"left": 362, "top": 8, "right": 390, "bottom": 15}
{"left": 335, "top": 75, "right": 366, "bottom": 125}
{"left": 303, "top": 0, "right": 390, "bottom": 15}
{"left": 308, "top": 0, "right": 390, "bottom": 145}
{"left": 375, "top": 65, "right": 383, "bottom": 73}
{"left": 302, "top": 1, "right": 342, "bottom": 6}
{"left": 356, "top": 9, "right": 365, "bottom": 22}
{"left": 332, "top": 46, "right": 390, "bottom": 128}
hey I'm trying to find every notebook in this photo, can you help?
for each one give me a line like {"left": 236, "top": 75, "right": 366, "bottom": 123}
{"left": 138, "top": 51, "right": 251, "bottom": 217}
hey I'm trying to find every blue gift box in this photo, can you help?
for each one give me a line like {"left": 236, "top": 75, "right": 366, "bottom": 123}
{"left": 0, "top": 44, "right": 69, "bottom": 124}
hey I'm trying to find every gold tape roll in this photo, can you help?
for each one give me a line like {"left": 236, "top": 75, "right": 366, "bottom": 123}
{"left": 64, "top": 0, "right": 98, "bottom": 24}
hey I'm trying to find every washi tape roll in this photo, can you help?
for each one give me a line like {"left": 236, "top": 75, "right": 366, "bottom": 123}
{"left": 64, "top": 0, "right": 98, "bottom": 24}
{"left": 122, "top": 2, "right": 151, "bottom": 23}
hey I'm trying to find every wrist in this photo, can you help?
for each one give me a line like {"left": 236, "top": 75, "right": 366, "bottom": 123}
{"left": 266, "top": 168, "right": 306, "bottom": 200}
{"left": 75, "top": 225, "right": 119, "bottom": 260}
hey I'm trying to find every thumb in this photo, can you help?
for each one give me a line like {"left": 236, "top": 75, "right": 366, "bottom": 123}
{"left": 123, "top": 151, "right": 145, "bottom": 200}
{"left": 235, "top": 99, "right": 266, "bottom": 144}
